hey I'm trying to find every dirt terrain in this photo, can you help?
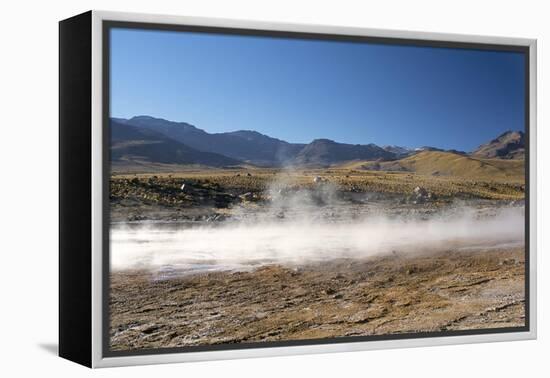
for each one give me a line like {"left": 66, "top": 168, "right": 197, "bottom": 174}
{"left": 110, "top": 247, "right": 525, "bottom": 351}
{"left": 109, "top": 165, "right": 526, "bottom": 352}
{"left": 110, "top": 167, "right": 524, "bottom": 223}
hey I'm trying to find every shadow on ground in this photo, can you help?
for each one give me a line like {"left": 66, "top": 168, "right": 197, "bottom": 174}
{"left": 38, "top": 343, "right": 58, "bottom": 356}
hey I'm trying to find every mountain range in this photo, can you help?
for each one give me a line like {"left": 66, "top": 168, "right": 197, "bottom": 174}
{"left": 294, "top": 139, "right": 394, "bottom": 165}
{"left": 471, "top": 130, "right": 525, "bottom": 160}
{"left": 111, "top": 120, "right": 241, "bottom": 167}
{"left": 113, "top": 116, "right": 304, "bottom": 166}
{"left": 110, "top": 116, "right": 525, "bottom": 168}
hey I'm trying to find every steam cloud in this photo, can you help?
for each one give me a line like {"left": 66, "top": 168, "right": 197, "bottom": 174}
{"left": 110, "top": 198, "right": 524, "bottom": 273}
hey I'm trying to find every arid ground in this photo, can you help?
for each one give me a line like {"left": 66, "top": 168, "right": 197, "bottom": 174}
{"left": 110, "top": 247, "right": 524, "bottom": 351}
{"left": 109, "top": 162, "right": 526, "bottom": 351}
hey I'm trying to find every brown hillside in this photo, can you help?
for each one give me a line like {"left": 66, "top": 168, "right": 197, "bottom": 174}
{"left": 343, "top": 151, "right": 524, "bottom": 182}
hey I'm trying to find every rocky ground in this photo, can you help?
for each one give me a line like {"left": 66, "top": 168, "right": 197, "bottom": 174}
{"left": 110, "top": 171, "right": 524, "bottom": 223}
{"left": 110, "top": 247, "right": 525, "bottom": 351}
{"left": 109, "top": 168, "right": 526, "bottom": 352}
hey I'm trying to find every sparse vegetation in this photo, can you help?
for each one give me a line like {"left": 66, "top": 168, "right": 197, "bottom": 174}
{"left": 111, "top": 161, "right": 525, "bottom": 212}
{"left": 344, "top": 151, "right": 525, "bottom": 181}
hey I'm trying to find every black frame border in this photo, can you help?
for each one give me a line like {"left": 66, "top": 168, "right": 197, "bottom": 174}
{"left": 59, "top": 11, "right": 93, "bottom": 367}
{"left": 101, "top": 20, "right": 531, "bottom": 358}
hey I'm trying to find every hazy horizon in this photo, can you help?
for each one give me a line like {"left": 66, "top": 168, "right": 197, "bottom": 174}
{"left": 110, "top": 28, "right": 526, "bottom": 152}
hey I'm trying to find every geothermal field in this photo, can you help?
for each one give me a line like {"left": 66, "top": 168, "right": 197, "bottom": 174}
{"left": 108, "top": 166, "right": 526, "bottom": 351}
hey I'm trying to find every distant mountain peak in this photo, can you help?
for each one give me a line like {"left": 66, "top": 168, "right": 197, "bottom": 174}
{"left": 117, "top": 115, "right": 305, "bottom": 166}
{"left": 383, "top": 145, "right": 413, "bottom": 158}
{"left": 130, "top": 115, "right": 157, "bottom": 121}
{"left": 295, "top": 139, "right": 395, "bottom": 167}
{"left": 231, "top": 129, "right": 262, "bottom": 136}
{"left": 310, "top": 138, "right": 336, "bottom": 144}
{"left": 415, "top": 146, "right": 444, "bottom": 152}
{"left": 109, "top": 120, "right": 241, "bottom": 168}
{"left": 490, "top": 130, "right": 524, "bottom": 144}
{"left": 472, "top": 130, "right": 525, "bottom": 160}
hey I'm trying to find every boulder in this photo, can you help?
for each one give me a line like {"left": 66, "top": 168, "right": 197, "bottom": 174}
{"left": 412, "top": 186, "right": 434, "bottom": 203}
{"left": 313, "top": 176, "right": 327, "bottom": 184}
{"left": 413, "top": 186, "right": 428, "bottom": 197}
{"left": 239, "top": 192, "right": 254, "bottom": 201}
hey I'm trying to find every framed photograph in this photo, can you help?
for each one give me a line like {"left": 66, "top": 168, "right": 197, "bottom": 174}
{"left": 59, "top": 10, "right": 537, "bottom": 368}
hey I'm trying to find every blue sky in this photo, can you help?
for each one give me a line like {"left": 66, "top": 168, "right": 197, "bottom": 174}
{"left": 110, "top": 28, "right": 525, "bottom": 152}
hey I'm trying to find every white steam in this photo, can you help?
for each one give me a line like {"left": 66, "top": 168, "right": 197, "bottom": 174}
{"left": 110, "top": 206, "right": 524, "bottom": 273}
